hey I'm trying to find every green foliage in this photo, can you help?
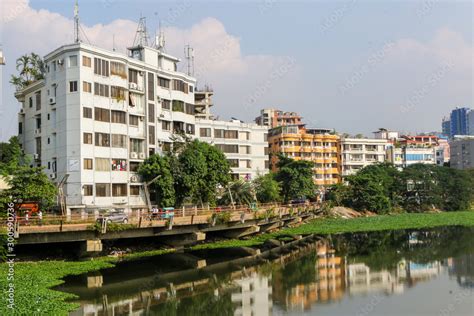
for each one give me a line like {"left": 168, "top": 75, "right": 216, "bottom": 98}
{"left": 210, "top": 211, "right": 232, "bottom": 225}
{"left": 327, "top": 163, "right": 474, "bottom": 213}
{"left": 138, "top": 154, "right": 175, "bottom": 207}
{"left": 274, "top": 154, "right": 316, "bottom": 202}
{"left": 10, "top": 53, "right": 45, "bottom": 90}
{"left": 219, "top": 180, "right": 255, "bottom": 206}
{"left": 253, "top": 173, "right": 281, "bottom": 203}
{"left": 0, "top": 137, "right": 56, "bottom": 211}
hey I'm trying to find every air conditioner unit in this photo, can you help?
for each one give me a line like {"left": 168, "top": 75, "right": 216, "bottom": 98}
{"left": 139, "top": 116, "right": 144, "bottom": 121}
{"left": 57, "top": 59, "right": 64, "bottom": 65}
{"left": 130, "top": 152, "right": 138, "bottom": 159}
{"left": 130, "top": 175, "right": 139, "bottom": 183}
{"left": 159, "top": 114, "right": 165, "bottom": 118}
{"left": 19, "top": 108, "right": 24, "bottom": 114}
{"left": 157, "top": 97, "right": 161, "bottom": 102}
{"left": 34, "top": 129, "right": 41, "bottom": 135}
{"left": 33, "top": 154, "right": 40, "bottom": 160}
{"left": 129, "top": 82, "right": 138, "bottom": 90}
{"left": 50, "top": 173, "right": 57, "bottom": 180}
{"left": 139, "top": 153, "right": 146, "bottom": 159}
{"left": 49, "top": 97, "right": 56, "bottom": 105}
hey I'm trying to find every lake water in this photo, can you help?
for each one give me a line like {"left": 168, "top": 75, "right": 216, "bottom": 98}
{"left": 62, "top": 226, "right": 474, "bottom": 316}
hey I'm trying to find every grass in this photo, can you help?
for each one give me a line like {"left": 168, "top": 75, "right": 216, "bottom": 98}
{"left": 1, "top": 211, "right": 474, "bottom": 315}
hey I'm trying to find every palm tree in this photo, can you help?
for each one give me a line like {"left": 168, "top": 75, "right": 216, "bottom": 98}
{"left": 219, "top": 180, "right": 255, "bottom": 206}
{"left": 10, "top": 53, "right": 45, "bottom": 90}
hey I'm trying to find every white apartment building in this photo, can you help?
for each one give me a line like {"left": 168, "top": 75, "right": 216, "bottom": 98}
{"left": 16, "top": 41, "right": 198, "bottom": 214}
{"left": 16, "top": 39, "right": 270, "bottom": 213}
{"left": 450, "top": 136, "right": 474, "bottom": 170}
{"left": 196, "top": 118, "right": 269, "bottom": 180}
{"left": 340, "top": 138, "right": 388, "bottom": 176}
{"left": 386, "top": 146, "right": 436, "bottom": 169}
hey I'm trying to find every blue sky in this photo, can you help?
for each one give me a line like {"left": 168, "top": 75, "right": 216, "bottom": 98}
{"left": 1, "top": 0, "right": 473, "bottom": 140}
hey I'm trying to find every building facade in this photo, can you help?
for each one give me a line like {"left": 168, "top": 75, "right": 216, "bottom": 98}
{"left": 268, "top": 125, "right": 340, "bottom": 186}
{"left": 442, "top": 117, "right": 451, "bottom": 138}
{"left": 449, "top": 107, "right": 470, "bottom": 137}
{"left": 340, "top": 138, "right": 388, "bottom": 177}
{"left": 386, "top": 146, "right": 436, "bottom": 168}
{"left": 15, "top": 40, "right": 271, "bottom": 213}
{"left": 255, "top": 109, "right": 303, "bottom": 128}
{"left": 449, "top": 136, "right": 474, "bottom": 170}
{"left": 468, "top": 109, "right": 474, "bottom": 136}
{"left": 195, "top": 118, "right": 269, "bottom": 180}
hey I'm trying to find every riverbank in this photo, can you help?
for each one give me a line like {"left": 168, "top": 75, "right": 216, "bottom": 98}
{"left": 1, "top": 211, "right": 473, "bottom": 315}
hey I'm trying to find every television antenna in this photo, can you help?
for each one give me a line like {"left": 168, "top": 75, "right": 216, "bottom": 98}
{"left": 184, "top": 45, "right": 194, "bottom": 76}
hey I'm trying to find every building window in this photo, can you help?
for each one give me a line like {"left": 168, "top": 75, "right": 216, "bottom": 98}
{"left": 112, "top": 159, "right": 127, "bottom": 171}
{"left": 112, "top": 184, "right": 127, "bottom": 197}
{"left": 110, "top": 61, "right": 126, "bottom": 78}
{"left": 130, "top": 185, "right": 140, "bottom": 196}
{"left": 130, "top": 161, "right": 140, "bottom": 172}
{"left": 83, "top": 185, "right": 93, "bottom": 196}
{"left": 83, "top": 107, "right": 93, "bottom": 119}
{"left": 185, "top": 103, "right": 194, "bottom": 115}
{"left": 82, "top": 56, "right": 91, "bottom": 67}
{"left": 264, "top": 133, "right": 268, "bottom": 141}
{"left": 84, "top": 158, "right": 93, "bottom": 170}
{"left": 111, "top": 134, "right": 127, "bottom": 148}
{"left": 83, "top": 81, "right": 92, "bottom": 93}
{"left": 130, "top": 139, "right": 144, "bottom": 154}
{"left": 264, "top": 147, "right": 269, "bottom": 155}
{"left": 265, "top": 160, "right": 270, "bottom": 169}
{"left": 148, "top": 103, "right": 155, "bottom": 123}
{"left": 172, "top": 100, "right": 185, "bottom": 112}
{"left": 158, "top": 76, "right": 170, "bottom": 88}
{"left": 189, "top": 85, "right": 194, "bottom": 93}
{"left": 240, "top": 131, "right": 250, "bottom": 140}
{"left": 83, "top": 132, "right": 93, "bottom": 144}
{"left": 29, "top": 97, "right": 33, "bottom": 108}
{"left": 69, "top": 55, "right": 78, "bottom": 67}
{"left": 185, "top": 124, "right": 195, "bottom": 135}
{"left": 215, "top": 144, "right": 239, "bottom": 154}
{"left": 240, "top": 145, "right": 251, "bottom": 154}
{"left": 35, "top": 91, "right": 41, "bottom": 110}
{"left": 111, "top": 86, "right": 126, "bottom": 100}
{"left": 172, "top": 79, "right": 188, "bottom": 93}
{"left": 94, "top": 107, "right": 110, "bottom": 122}
{"left": 95, "top": 183, "right": 110, "bottom": 197}
{"left": 19, "top": 122, "right": 23, "bottom": 134}
{"left": 147, "top": 72, "right": 155, "bottom": 101}
{"left": 129, "top": 115, "right": 139, "bottom": 126}
{"left": 94, "top": 83, "right": 110, "bottom": 97}
{"left": 95, "top": 158, "right": 110, "bottom": 171}
{"left": 162, "top": 120, "right": 171, "bottom": 131}
{"left": 227, "top": 159, "right": 239, "bottom": 168}
{"left": 111, "top": 110, "right": 126, "bottom": 124}
{"left": 149, "top": 126, "right": 155, "bottom": 144}
{"left": 200, "top": 128, "right": 211, "bottom": 137}
{"left": 69, "top": 81, "right": 78, "bottom": 92}
{"left": 94, "top": 57, "right": 109, "bottom": 76}
{"left": 95, "top": 133, "right": 110, "bottom": 147}
{"left": 214, "top": 129, "right": 238, "bottom": 139}
{"left": 161, "top": 99, "right": 171, "bottom": 110}
{"left": 129, "top": 69, "right": 138, "bottom": 84}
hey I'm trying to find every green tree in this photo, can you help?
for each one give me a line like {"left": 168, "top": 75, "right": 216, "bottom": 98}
{"left": 254, "top": 173, "right": 281, "bottom": 203}
{"left": 274, "top": 155, "right": 316, "bottom": 202}
{"left": 138, "top": 154, "right": 175, "bottom": 207}
{"left": 219, "top": 180, "right": 255, "bottom": 206}
{"left": 0, "top": 165, "right": 57, "bottom": 210}
{"left": 432, "top": 167, "right": 473, "bottom": 211}
{"left": 10, "top": 53, "right": 45, "bottom": 90}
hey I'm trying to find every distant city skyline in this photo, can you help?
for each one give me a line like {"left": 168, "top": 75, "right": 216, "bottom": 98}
{"left": 1, "top": 0, "right": 473, "bottom": 141}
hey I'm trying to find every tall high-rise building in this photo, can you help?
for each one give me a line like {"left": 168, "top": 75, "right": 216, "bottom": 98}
{"left": 441, "top": 117, "right": 451, "bottom": 138}
{"left": 450, "top": 107, "right": 470, "bottom": 136}
{"left": 468, "top": 109, "right": 474, "bottom": 136}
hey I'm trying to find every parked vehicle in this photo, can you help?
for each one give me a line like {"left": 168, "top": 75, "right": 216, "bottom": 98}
{"left": 97, "top": 209, "right": 129, "bottom": 224}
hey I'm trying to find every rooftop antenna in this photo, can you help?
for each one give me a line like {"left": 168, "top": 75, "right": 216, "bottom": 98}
{"left": 184, "top": 45, "right": 194, "bottom": 76}
{"left": 74, "top": 0, "right": 80, "bottom": 43}
{"left": 133, "top": 16, "right": 149, "bottom": 47}
{"left": 112, "top": 34, "right": 116, "bottom": 51}
{"left": 156, "top": 20, "right": 166, "bottom": 51}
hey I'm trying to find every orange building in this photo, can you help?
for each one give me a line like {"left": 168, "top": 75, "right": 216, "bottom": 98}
{"left": 268, "top": 125, "right": 341, "bottom": 186}
{"left": 255, "top": 108, "right": 303, "bottom": 128}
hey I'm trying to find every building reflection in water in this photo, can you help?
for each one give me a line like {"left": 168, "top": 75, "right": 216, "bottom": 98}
{"left": 70, "top": 235, "right": 460, "bottom": 316}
